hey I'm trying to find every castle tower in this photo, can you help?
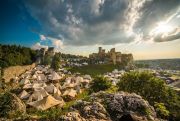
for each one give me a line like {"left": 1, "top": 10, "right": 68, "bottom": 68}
{"left": 99, "top": 47, "right": 102, "bottom": 54}
{"left": 47, "top": 47, "right": 55, "bottom": 56}
{"left": 110, "top": 48, "right": 115, "bottom": 53}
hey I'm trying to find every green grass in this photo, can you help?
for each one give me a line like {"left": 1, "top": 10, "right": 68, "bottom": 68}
{"left": 69, "top": 64, "right": 120, "bottom": 77}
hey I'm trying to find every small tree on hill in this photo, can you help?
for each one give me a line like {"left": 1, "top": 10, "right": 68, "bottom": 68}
{"left": 117, "top": 71, "right": 180, "bottom": 120}
{"left": 43, "top": 55, "right": 51, "bottom": 65}
{"left": 51, "top": 53, "right": 61, "bottom": 70}
{"left": 90, "top": 76, "right": 112, "bottom": 92}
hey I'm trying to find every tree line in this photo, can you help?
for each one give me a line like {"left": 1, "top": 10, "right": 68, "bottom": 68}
{"left": 0, "top": 44, "right": 37, "bottom": 68}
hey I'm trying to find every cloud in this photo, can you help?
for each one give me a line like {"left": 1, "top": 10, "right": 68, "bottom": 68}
{"left": 153, "top": 28, "right": 180, "bottom": 42}
{"left": 31, "top": 42, "right": 48, "bottom": 50}
{"left": 32, "top": 34, "right": 64, "bottom": 51}
{"left": 25, "top": 0, "right": 180, "bottom": 46}
{"left": 40, "top": 34, "right": 46, "bottom": 41}
{"left": 47, "top": 37, "right": 64, "bottom": 51}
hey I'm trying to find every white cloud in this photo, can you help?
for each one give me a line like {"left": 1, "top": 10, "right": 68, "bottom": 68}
{"left": 32, "top": 34, "right": 64, "bottom": 52}
{"left": 31, "top": 42, "right": 48, "bottom": 50}
{"left": 48, "top": 37, "right": 64, "bottom": 50}
{"left": 123, "top": 0, "right": 149, "bottom": 35}
{"left": 40, "top": 34, "right": 46, "bottom": 41}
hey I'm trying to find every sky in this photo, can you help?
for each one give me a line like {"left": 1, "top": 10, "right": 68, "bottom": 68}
{"left": 0, "top": 0, "right": 180, "bottom": 60}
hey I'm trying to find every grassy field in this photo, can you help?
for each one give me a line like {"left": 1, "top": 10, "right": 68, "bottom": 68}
{"left": 69, "top": 64, "right": 120, "bottom": 77}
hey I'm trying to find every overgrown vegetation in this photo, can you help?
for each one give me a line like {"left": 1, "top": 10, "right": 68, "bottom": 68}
{"left": 0, "top": 92, "right": 25, "bottom": 118}
{"left": 42, "top": 54, "right": 52, "bottom": 65}
{"left": 117, "top": 71, "right": 180, "bottom": 120}
{"left": 90, "top": 76, "right": 112, "bottom": 92}
{"left": 69, "top": 64, "right": 120, "bottom": 77}
{"left": 51, "top": 53, "right": 61, "bottom": 71}
{"left": 154, "top": 102, "right": 170, "bottom": 119}
{"left": 0, "top": 44, "right": 37, "bottom": 68}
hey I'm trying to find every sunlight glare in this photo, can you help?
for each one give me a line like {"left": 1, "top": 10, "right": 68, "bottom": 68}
{"left": 153, "top": 22, "right": 173, "bottom": 34}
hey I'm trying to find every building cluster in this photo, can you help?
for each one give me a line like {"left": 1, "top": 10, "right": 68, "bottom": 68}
{"left": 89, "top": 47, "right": 133, "bottom": 65}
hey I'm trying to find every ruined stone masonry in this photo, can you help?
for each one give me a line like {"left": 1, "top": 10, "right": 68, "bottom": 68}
{"left": 89, "top": 47, "right": 133, "bottom": 65}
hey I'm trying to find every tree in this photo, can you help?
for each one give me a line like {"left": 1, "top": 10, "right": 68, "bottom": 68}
{"left": 0, "top": 44, "right": 37, "bottom": 68}
{"left": 51, "top": 53, "right": 61, "bottom": 70}
{"left": 43, "top": 55, "right": 52, "bottom": 65}
{"left": 90, "top": 76, "right": 112, "bottom": 92}
{"left": 117, "top": 71, "right": 180, "bottom": 120}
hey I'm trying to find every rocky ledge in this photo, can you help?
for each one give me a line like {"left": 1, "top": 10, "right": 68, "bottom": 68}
{"left": 60, "top": 91, "right": 161, "bottom": 121}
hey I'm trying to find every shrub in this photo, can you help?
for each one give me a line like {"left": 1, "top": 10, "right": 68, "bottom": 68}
{"left": 154, "top": 102, "right": 169, "bottom": 119}
{"left": 117, "top": 71, "right": 180, "bottom": 120}
{"left": 118, "top": 71, "right": 167, "bottom": 103}
{"left": 90, "top": 76, "right": 112, "bottom": 92}
{"left": 51, "top": 53, "right": 61, "bottom": 70}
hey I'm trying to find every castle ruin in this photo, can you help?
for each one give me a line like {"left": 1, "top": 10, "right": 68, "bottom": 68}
{"left": 36, "top": 47, "right": 55, "bottom": 64}
{"left": 89, "top": 47, "right": 133, "bottom": 65}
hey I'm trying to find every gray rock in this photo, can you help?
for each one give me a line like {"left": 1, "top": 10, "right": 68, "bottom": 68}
{"left": 105, "top": 92, "right": 156, "bottom": 120}
{"left": 60, "top": 91, "right": 161, "bottom": 121}
{"left": 61, "top": 101, "right": 111, "bottom": 121}
{"left": 61, "top": 111, "right": 86, "bottom": 121}
{"left": 91, "top": 91, "right": 158, "bottom": 121}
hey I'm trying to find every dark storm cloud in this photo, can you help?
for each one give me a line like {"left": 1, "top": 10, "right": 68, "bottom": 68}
{"left": 24, "top": 0, "right": 180, "bottom": 46}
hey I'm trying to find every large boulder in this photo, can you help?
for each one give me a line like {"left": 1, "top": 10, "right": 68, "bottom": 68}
{"left": 89, "top": 91, "right": 159, "bottom": 121}
{"left": 61, "top": 101, "right": 111, "bottom": 121}
{"left": 61, "top": 91, "right": 160, "bottom": 121}
{"left": 61, "top": 112, "right": 86, "bottom": 121}
{"left": 0, "top": 92, "right": 26, "bottom": 118}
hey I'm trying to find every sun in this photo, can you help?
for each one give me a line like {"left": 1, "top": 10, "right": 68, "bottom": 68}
{"left": 151, "top": 22, "right": 173, "bottom": 35}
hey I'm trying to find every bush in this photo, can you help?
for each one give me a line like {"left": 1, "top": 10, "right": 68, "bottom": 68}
{"left": 118, "top": 71, "right": 166, "bottom": 103}
{"left": 43, "top": 55, "right": 52, "bottom": 65}
{"left": 154, "top": 102, "right": 169, "bottom": 119}
{"left": 90, "top": 76, "right": 112, "bottom": 92}
{"left": 0, "top": 92, "right": 26, "bottom": 118}
{"left": 117, "top": 71, "right": 180, "bottom": 120}
{"left": 51, "top": 53, "right": 61, "bottom": 70}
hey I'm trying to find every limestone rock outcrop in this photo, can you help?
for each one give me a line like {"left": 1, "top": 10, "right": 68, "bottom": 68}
{"left": 61, "top": 101, "right": 111, "bottom": 121}
{"left": 61, "top": 91, "right": 160, "bottom": 121}
{"left": 104, "top": 92, "right": 158, "bottom": 121}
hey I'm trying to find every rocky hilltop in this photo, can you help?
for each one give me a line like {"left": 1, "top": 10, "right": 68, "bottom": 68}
{"left": 61, "top": 91, "right": 160, "bottom": 121}
{"left": 0, "top": 91, "right": 162, "bottom": 121}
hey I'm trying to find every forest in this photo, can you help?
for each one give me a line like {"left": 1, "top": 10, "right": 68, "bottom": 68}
{"left": 0, "top": 44, "right": 37, "bottom": 68}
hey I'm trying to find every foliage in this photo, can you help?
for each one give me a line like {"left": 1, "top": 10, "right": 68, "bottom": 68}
{"left": 0, "top": 93, "right": 12, "bottom": 117}
{"left": 105, "top": 85, "right": 118, "bottom": 93}
{"left": 27, "top": 107, "right": 62, "bottom": 120}
{"left": 0, "top": 44, "right": 37, "bottom": 68}
{"left": 51, "top": 53, "right": 61, "bottom": 70}
{"left": 69, "top": 64, "right": 120, "bottom": 77}
{"left": 90, "top": 76, "right": 112, "bottom": 92}
{"left": 154, "top": 102, "right": 170, "bottom": 119}
{"left": 43, "top": 55, "right": 51, "bottom": 65}
{"left": 117, "top": 71, "right": 180, "bottom": 120}
{"left": 0, "top": 92, "right": 25, "bottom": 118}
